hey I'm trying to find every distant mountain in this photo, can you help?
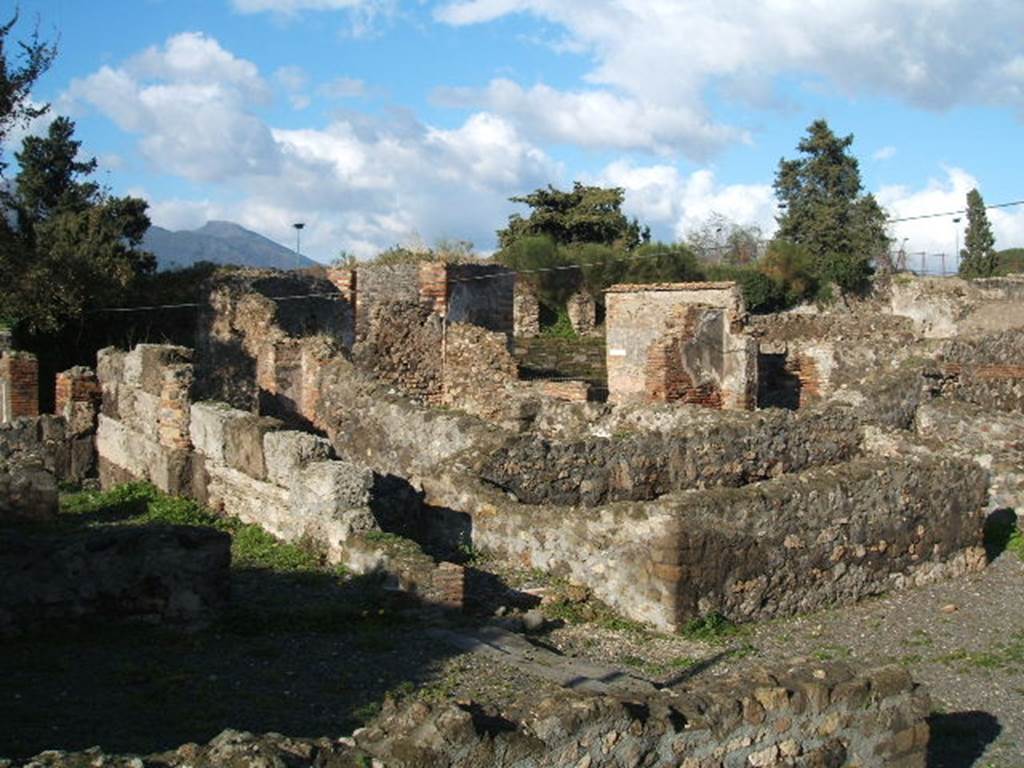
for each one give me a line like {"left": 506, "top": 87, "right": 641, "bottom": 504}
{"left": 144, "top": 220, "right": 319, "bottom": 271}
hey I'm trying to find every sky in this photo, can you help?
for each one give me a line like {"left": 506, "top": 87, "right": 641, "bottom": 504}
{"left": 6, "top": 0, "right": 1024, "bottom": 265}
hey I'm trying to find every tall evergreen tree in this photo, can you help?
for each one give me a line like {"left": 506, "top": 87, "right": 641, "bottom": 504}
{"left": 2, "top": 117, "right": 154, "bottom": 333}
{"left": 0, "top": 13, "right": 56, "bottom": 173}
{"left": 958, "top": 188, "right": 997, "bottom": 278}
{"left": 773, "top": 119, "right": 889, "bottom": 293}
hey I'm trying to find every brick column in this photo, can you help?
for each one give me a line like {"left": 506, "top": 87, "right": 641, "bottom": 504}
{"left": 0, "top": 351, "right": 39, "bottom": 421}
{"left": 434, "top": 561, "right": 466, "bottom": 611}
{"left": 55, "top": 366, "right": 101, "bottom": 436}
{"left": 418, "top": 262, "right": 449, "bottom": 317}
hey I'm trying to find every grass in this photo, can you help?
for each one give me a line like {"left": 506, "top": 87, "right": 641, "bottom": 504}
{"left": 940, "top": 633, "right": 1024, "bottom": 671}
{"left": 681, "top": 612, "right": 741, "bottom": 643}
{"left": 60, "top": 482, "right": 323, "bottom": 572}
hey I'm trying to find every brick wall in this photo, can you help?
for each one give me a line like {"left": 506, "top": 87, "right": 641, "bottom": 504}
{"left": 644, "top": 306, "right": 724, "bottom": 407}
{"left": 0, "top": 351, "right": 39, "bottom": 422}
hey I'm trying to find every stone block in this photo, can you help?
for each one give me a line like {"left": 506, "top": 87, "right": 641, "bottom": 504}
{"left": 290, "top": 460, "right": 373, "bottom": 516}
{"left": 189, "top": 401, "right": 251, "bottom": 465}
{"left": 124, "top": 344, "right": 192, "bottom": 395}
{"left": 223, "top": 414, "right": 283, "bottom": 481}
{"left": 264, "top": 430, "right": 334, "bottom": 488}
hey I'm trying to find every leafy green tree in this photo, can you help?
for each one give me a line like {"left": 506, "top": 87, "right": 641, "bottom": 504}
{"left": 958, "top": 188, "right": 997, "bottom": 278}
{"left": 774, "top": 119, "right": 889, "bottom": 293}
{"left": 0, "top": 12, "right": 57, "bottom": 173}
{"left": 2, "top": 116, "right": 154, "bottom": 333}
{"left": 497, "top": 182, "right": 650, "bottom": 250}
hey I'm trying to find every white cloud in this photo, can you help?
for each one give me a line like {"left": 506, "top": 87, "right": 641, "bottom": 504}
{"left": 66, "top": 33, "right": 280, "bottom": 181}
{"left": 435, "top": 79, "right": 745, "bottom": 158}
{"left": 879, "top": 168, "right": 1024, "bottom": 260}
{"left": 435, "top": 1, "right": 1024, "bottom": 155}
{"left": 873, "top": 145, "right": 897, "bottom": 161}
{"left": 231, "top": 0, "right": 396, "bottom": 37}
{"left": 597, "top": 161, "right": 777, "bottom": 242}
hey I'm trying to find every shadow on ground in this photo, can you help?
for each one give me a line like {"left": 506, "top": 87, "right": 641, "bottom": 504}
{"left": 927, "top": 711, "right": 1001, "bottom": 768}
{"left": 0, "top": 558, "right": 462, "bottom": 761}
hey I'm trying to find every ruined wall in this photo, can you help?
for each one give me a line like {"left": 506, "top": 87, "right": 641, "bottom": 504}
{"left": 356, "top": 662, "right": 929, "bottom": 768}
{"left": 441, "top": 323, "right": 519, "bottom": 423}
{"left": 353, "top": 263, "right": 421, "bottom": 343}
{"left": 446, "top": 263, "right": 515, "bottom": 334}
{"left": 13, "top": 659, "right": 930, "bottom": 768}
{"left": 935, "top": 330, "right": 1024, "bottom": 412}
{"left": 566, "top": 289, "right": 597, "bottom": 335}
{"left": 195, "top": 269, "right": 351, "bottom": 409}
{"left": 512, "top": 279, "right": 540, "bottom": 338}
{"left": 479, "top": 404, "right": 862, "bottom": 507}
{"left": 654, "top": 455, "right": 987, "bottom": 625}
{"left": 0, "top": 525, "right": 229, "bottom": 637}
{"left": 887, "top": 274, "right": 1024, "bottom": 339}
{"left": 605, "top": 283, "right": 755, "bottom": 409}
{"left": 751, "top": 313, "right": 922, "bottom": 408}
{"left": 353, "top": 302, "right": 444, "bottom": 403}
{"left": 430, "top": 452, "right": 987, "bottom": 631}
{"left": 0, "top": 367, "right": 100, "bottom": 522}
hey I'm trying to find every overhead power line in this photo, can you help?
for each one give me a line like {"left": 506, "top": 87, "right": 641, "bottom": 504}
{"left": 886, "top": 198, "right": 1024, "bottom": 224}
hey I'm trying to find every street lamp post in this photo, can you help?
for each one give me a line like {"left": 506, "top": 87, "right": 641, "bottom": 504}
{"left": 293, "top": 222, "right": 306, "bottom": 269}
{"left": 952, "top": 217, "right": 962, "bottom": 275}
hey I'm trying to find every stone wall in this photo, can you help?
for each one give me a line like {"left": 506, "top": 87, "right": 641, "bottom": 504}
{"left": 429, "top": 452, "right": 987, "bottom": 631}
{"left": 0, "top": 403, "right": 98, "bottom": 522}
{"left": 566, "top": 289, "right": 597, "bottom": 335}
{"left": 479, "top": 404, "right": 862, "bottom": 507}
{"left": 441, "top": 323, "right": 519, "bottom": 423}
{"left": 513, "top": 279, "right": 540, "bottom": 338}
{"left": 11, "top": 659, "right": 930, "bottom": 768}
{"left": 0, "top": 525, "right": 230, "bottom": 637}
{"left": 935, "top": 330, "right": 1024, "bottom": 412}
{"left": 195, "top": 269, "right": 352, "bottom": 409}
{"left": 887, "top": 274, "right": 1024, "bottom": 339}
{"left": 751, "top": 313, "right": 922, "bottom": 408}
{"left": 97, "top": 343, "right": 468, "bottom": 606}
{"left": 605, "top": 282, "right": 755, "bottom": 409}
{"left": 0, "top": 350, "right": 39, "bottom": 423}
{"left": 353, "top": 301, "right": 444, "bottom": 403}
{"left": 355, "top": 662, "right": 929, "bottom": 768}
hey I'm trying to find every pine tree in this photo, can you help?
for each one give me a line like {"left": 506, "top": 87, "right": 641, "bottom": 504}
{"left": 773, "top": 119, "right": 889, "bottom": 293}
{"left": 958, "top": 188, "right": 997, "bottom": 278}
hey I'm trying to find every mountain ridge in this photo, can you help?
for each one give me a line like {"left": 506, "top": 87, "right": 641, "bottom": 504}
{"left": 144, "top": 220, "right": 319, "bottom": 271}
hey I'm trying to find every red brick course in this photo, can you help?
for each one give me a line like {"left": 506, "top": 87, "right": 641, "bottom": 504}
{"left": 0, "top": 352, "right": 39, "bottom": 419}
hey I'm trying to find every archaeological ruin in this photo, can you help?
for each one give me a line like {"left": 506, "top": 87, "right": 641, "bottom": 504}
{"left": 4, "top": 266, "right": 1024, "bottom": 765}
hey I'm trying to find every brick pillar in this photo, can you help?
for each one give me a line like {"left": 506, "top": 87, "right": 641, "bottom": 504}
{"left": 55, "top": 366, "right": 101, "bottom": 436}
{"left": 0, "top": 351, "right": 39, "bottom": 421}
{"left": 418, "top": 262, "right": 449, "bottom": 317}
{"left": 326, "top": 267, "right": 356, "bottom": 302}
